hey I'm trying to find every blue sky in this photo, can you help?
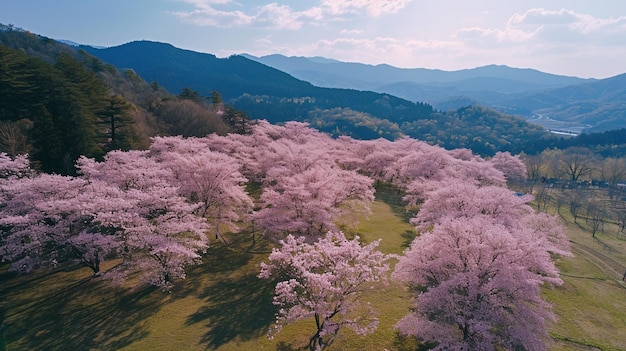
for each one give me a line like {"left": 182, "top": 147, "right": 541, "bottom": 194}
{"left": 1, "top": 0, "right": 625, "bottom": 78}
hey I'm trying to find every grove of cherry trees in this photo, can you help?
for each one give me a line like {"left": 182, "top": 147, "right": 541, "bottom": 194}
{"left": 0, "top": 120, "right": 570, "bottom": 350}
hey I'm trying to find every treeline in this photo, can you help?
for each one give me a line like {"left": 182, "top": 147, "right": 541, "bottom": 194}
{"left": 400, "top": 105, "right": 554, "bottom": 155}
{"left": 0, "top": 45, "right": 136, "bottom": 173}
{"left": 554, "top": 128, "right": 626, "bottom": 157}
{"left": 0, "top": 27, "right": 250, "bottom": 174}
{"left": 232, "top": 95, "right": 553, "bottom": 155}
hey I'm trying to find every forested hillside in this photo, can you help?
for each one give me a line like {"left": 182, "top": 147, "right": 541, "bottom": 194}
{"left": 82, "top": 39, "right": 568, "bottom": 155}
{"left": 0, "top": 25, "right": 249, "bottom": 174}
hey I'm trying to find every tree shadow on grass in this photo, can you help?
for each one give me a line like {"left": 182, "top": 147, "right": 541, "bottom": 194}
{"left": 186, "top": 236, "right": 276, "bottom": 349}
{"left": 276, "top": 340, "right": 307, "bottom": 351}
{"left": 374, "top": 184, "right": 415, "bottom": 223}
{"left": 179, "top": 236, "right": 278, "bottom": 349}
{"left": 401, "top": 229, "right": 418, "bottom": 248}
{"left": 593, "top": 236, "right": 616, "bottom": 252}
{"left": 0, "top": 270, "right": 163, "bottom": 351}
{"left": 185, "top": 271, "right": 277, "bottom": 349}
{"left": 393, "top": 332, "right": 434, "bottom": 351}
{"left": 171, "top": 234, "right": 272, "bottom": 300}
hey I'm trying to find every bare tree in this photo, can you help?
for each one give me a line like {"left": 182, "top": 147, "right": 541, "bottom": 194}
{"left": 601, "top": 157, "right": 626, "bottom": 200}
{"left": 539, "top": 148, "right": 566, "bottom": 180}
{"left": 560, "top": 147, "right": 595, "bottom": 182}
{"left": 565, "top": 189, "right": 587, "bottom": 223}
{"left": 534, "top": 183, "right": 553, "bottom": 213}
{"left": 613, "top": 207, "right": 626, "bottom": 236}
{"left": 522, "top": 153, "right": 544, "bottom": 182}
{"left": 0, "top": 120, "right": 31, "bottom": 156}
{"left": 586, "top": 201, "right": 606, "bottom": 237}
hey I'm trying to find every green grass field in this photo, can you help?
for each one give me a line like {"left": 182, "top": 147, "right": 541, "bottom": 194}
{"left": 543, "top": 211, "right": 626, "bottom": 351}
{"left": 1, "top": 187, "right": 625, "bottom": 351}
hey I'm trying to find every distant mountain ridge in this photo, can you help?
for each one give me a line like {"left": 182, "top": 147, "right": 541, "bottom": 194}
{"left": 243, "top": 53, "right": 588, "bottom": 87}
{"left": 83, "top": 41, "right": 318, "bottom": 100}
{"left": 81, "top": 41, "right": 433, "bottom": 124}
{"left": 244, "top": 54, "right": 626, "bottom": 133}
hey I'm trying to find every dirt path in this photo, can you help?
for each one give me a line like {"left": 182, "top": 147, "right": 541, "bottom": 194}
{"left": 569, "top": 239, "right": 626, "bottom": 283}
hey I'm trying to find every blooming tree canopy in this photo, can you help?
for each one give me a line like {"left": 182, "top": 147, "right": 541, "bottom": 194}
{"left": 147, "top": 136, "right": 253, "bottom": 241}
{"left": 393, "top": 216, "right": 563, "bottom": 350}
{"left": 259, "top": 231, "right": 390, "bottom": 351}
{"left": 0, "top": 174, "right": 124, "bottom": 274}
{"left": 394, "top": 176, "right": 570, "bottom": 350}
{"left": 254, "top": 165, "right": 374, "bottom": 242}
{"left": 1, "top": 150, "right": 210, "bottom": 290}
{"left": 490, "top": 151, "right": 528, "bottom": 181}
{"left": 78, "top": 150, "right": 210, "bottom": 290}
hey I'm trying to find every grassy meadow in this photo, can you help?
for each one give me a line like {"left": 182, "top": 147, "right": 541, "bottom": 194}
{"left": 1, "top": 187, "right": 625, "bottom": 351}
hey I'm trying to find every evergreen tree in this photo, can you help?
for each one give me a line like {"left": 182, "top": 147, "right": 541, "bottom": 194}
{"left": 0, "top": 46, "right": 37, "bottom": 121}
{"left": 178, "top": 87, "right": 203, "bottom": 103}
{"left": 30, "top": 54, "right": 109, "bottom": 173}
{"left": 97, "top": 94, "right": 135, "bottom": 151}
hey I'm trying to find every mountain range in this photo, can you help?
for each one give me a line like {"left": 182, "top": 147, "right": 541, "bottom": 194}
{"left": 80, "top": 39, "right": 626, "bottom": 137}
{"left": 81, "top": 41, "right": 626, "bottom": 134}
{"left": 242, "top": 53, "right": 588, "bottom": 94}
{"left": 81, "top": 41, "right": 434, "bottom": 127}
{"left": 244, "top": 54, "right": 626, "bottom": 133}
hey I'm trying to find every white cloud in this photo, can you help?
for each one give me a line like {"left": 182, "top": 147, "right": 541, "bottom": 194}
{"left": 175, "top": 3, "right": 626, "bottom": 77}
{"left": 319, "top": 0, "right": 413, "bottom": 16}
{"left": 451, "top": 7, "right": 626, "bottom": 54}
{"left": 255, "top": 3, "right": 306, "bottom": 30}
{"left": 455, "top": 26, "right": 539, "bottom": 45}
{"left": 238, "top": 35, "right": 463, "bottom": 69}
{"left": 172, "top": 0, "right": 412, "bottom": 29}
{"left": 172, "top": 2, "right": 255, "bottom": 28}
{"left": 340, "top": 29, "right": 363, "bottom": 35}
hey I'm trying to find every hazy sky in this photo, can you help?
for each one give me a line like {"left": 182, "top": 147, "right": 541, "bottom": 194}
{"left": 2, "top": 0, "right": 626, "bottom": 78}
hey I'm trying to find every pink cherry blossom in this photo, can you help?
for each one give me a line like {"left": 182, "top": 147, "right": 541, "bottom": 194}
{"left": 259, "top": 231, "right": 390, "bottom": 351}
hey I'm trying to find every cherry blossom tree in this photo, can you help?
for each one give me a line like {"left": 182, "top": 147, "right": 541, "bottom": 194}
{"left": 254, "top": 165, "right": 374, "bottom": 242}
{"left": 385, "top": 143, "right": 451, "bottom": 187}
{"left": 0, "top": 153, "right": 33, "bottom": 219}
{"left": 77, "top": 150, "right": 172, "bottom": 190}
{"left": 410, "top": 182, "right": 534, "bottom": 232}
{"left": 395, "top": 167, "right": 570, "bottom": 350}
{"left": 0, "top": 153, "right": 32, "bottom": 181}
{"left": 1, "top": 162, "right": 210, "bottom": 291}
{"left": 258, "top": 231, "right": 390, "bottom": 351}
{"left": 393, "top": 217, "right": 565, "bottom": 351}
{"left": 77, "top": 151, "right": 210, "bottom": 290}
{"left": 447, "top": 147, "right": 475, "bottom": 161}
{"left": 454, "top": 156, "right": 506, "bottom": 187}
{"left": 368, "top": 143, "right": 507, "bottom": 208}
{"left": 108, "top": 184, "right": 209, "bottom": 290}
{"left": 208, "top": 120, "right": 336, "bottom": 183}
{"left": 328, "top": 136, "right": 369, "bottom": 172}
{"left": 0, "top": 174, "right": 125, "bottom": 275}
{"left": 521, "top": 212, "right": 572, "bottom": 257}
{"left": 172, "top": 151, "right": 252, "bottom": 240}
{"left": 490, "top": 151, "right": 527, "bottom": 181}
{"left": 147, "top": 136, "right": 253, "bottom": 241}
